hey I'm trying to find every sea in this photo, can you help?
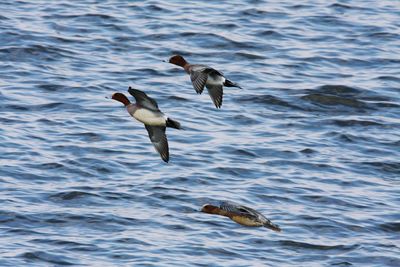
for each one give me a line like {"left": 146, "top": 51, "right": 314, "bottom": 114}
{"left": 0, "top": 0, "right": 399, "bottom": 266}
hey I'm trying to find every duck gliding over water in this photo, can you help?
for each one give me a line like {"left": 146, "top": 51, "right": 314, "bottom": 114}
{"left": 201, "top": 201, "right": 281, "bottom": 232}
{"left": 167, "top": 54, "right": 242, "bottom": 108}
{"left": 111, "top": 87, "right": 181, "bottom": 163}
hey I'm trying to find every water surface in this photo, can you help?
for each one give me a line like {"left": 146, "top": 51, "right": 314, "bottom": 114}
{"left": 1, "top": 0, "right": 399, "bottom": 266}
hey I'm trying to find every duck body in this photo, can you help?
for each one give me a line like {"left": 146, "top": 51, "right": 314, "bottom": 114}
{"left": 127, "top": 104, "right": 167, "bottom": 126}
{"left": 111, "top": 87, "right": 181, "bottom": 162}
{"left": 201, "top": 201, "right": 281, "bottom": 232}
{"left": 168, "top": 55, "right": 241, "bottom": 108}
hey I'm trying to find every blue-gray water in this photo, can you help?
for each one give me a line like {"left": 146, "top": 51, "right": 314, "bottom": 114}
{"left": 1, "top": 0, "right": 399, "bottom": 266}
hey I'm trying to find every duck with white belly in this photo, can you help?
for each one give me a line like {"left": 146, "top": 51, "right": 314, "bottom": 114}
{"left": 111, "top": 87, "right": 181, "bottom": 163}
{"left": 167, "top": 54, "right": 242, "bottom": 108}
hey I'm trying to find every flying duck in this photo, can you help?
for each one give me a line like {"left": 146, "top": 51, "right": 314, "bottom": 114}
{"left": 168, "top": 54, "right": 241, "bottom": 108}
{"left": 201, "top": 201, "right": 281, "bottom": 232}
{"left": 111, "top": 87, "right": 181, "bottom": 162}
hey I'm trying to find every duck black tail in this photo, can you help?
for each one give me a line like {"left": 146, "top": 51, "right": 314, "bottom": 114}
{"left": 166, "top": 118, "right": 181, "bottom": 129}
{"left": 224, "top": 79, "right": 242, "bottom": 89}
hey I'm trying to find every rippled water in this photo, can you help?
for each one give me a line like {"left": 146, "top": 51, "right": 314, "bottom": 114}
{"left": 1, "top": 0, "right": 400, "bottom": 266}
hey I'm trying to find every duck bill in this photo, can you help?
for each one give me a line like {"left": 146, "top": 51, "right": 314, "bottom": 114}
{"left": 264, "top": 222, "right": 282, "bottom": 232}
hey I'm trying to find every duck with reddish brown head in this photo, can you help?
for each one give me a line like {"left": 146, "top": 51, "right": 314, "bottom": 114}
{"left": 201, "top": 201, "right": 281, "bottom": 232}
{"left": 167, "top": 54, "right": 242, "bottom": 108}
{"left": 111, "top": 87, "right": 181, "bottom": 163}
{"left": 168, "top": 55, "right": 189, "bottom": 69}
{"left": 112, "top": 92, "right": 130, "bottom": 106}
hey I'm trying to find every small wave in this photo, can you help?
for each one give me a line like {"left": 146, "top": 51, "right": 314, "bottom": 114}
{"left": 256, "top": 30, "right": 287, "bottom": 40}
{"left": 221, "top": 146, "right": 258, "bottom": 158}
{"left": 167, "top": 95, "right": 188, "bottom": 102}
{"left": 366, "top": 32, "right": 400, "bottom": 41}
{"left": 6, "top": 102, "right": 81, "bottom": 112}
{"left": 3, "top": 104, "right": 29, "bottom": 111}
{"left": 301, "top": 87, "right": 369, "bottom": 109}
{"left": 145, "top": 4, "right": 172, "bottom": 13}
{"left": 176, "top": 32, "right": 259, "bottom": 49}
{"left": 303, "top": 85, "right": 399, "bottom": 111}
{"left": 306, "top": 15, "right": 350, "bottom": 28}
{"left": 0, "top": 211, "right": 24, "bottom": 224}
{"left": 213, "top": 23, "right": 238, "bottom": 30}
{"left": 36, "top": 118, "right": 66, "bottom": 126}
{"left": 232, "top": 114, "right": 260, "bottom": 125}
{"left": 21, "top": 251, "right": 76, "bottom": 265}
{"left": 332, "top": 119, "right": 383, "bottom": 127}
{"left": 100, "top": 191, "right": 137, "bottom": 201}
{"left": 329, "top": 3, "right": 353, "bottom": 9}
{"left": 36, "top": 213, "right": 142, "bottom": 230}
{"left": 0, "top": 117, "right": 22, "bottom": 124}
{"left": 299, "top": 148, "right": 316, "bottom": 154}
{"left": 288, "top": 4, "right": 313, "bottom": 10}
{"left": 241, "top": 8, "right": 288, "bottom": 19}
{"left": 304, "top": 94, "right": 355, "bottom": 109}
{"left": 49, "top": 191, "right": 100, "bottom": 201}
{"left": 240, "top": 8, "right": 269, "bottom": 16}
{"left": 205, "top": 247, "right": 240, "bottom": 257}
{"left": 39, "top": 162, "right": 64, "bottom": 169}
{"left": 335, "top": 133, "right": 355, "bottom": 143}
{"left": 361, "top": 161, "right": 400, "bottom": 175}
{"left": 238, "top": 95, "right": 303, "bottom": 110}
{"left": 301, "top": 195, "right": 368, "bottom": 209}
{"left": 279, "top": 240, "right": 358, "bottom": 251}
{"left": 37, "top": 83, "right": 66, "bottom": 92}
{"left": 376, "top": 76, "right": 400, "bottom": 82}
{"left": 44, "top": 13, "right": 119, "bottom": 23}
{"left": 235, "top": 52, "right": 265, "bottom": 60}
{"left": 35, "top": 102, "right": 73, "bottom": 111}
{"left": 6, "top": 228, "right": 41, "bottom": 235}
{"left": 114, "top": 237, "right": 151, "bottom": 246}
{"left": 65, "top": 132, "right": 103, "bottom": 142}
{"left": 379, "top": 222, "right": 400, "bottom": 232}
{"left": 32, "top": 238, "right": 100, "bottom": 252}
{"left": 315, "top": 85, "right": 361, "bottom": 95}
{"left": 0, "top": 45, "right": 76, "bottom": 62}
{"left": 330, "top": 261, "right": 352, "bottom": 266}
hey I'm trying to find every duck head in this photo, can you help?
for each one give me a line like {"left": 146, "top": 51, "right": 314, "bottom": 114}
{"left": 111, "top": 93, "right": 130, "bottom": 106}
{"left": 168, "top": 54, "right": 188, "bottom": 68}
{"left": 201, "top": 204, "right": 221, "bottom": 215}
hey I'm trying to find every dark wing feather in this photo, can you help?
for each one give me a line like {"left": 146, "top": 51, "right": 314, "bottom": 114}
{"left": 128, "top": 88, "right": 160, "bottom": 112}
{"left": 220, "top": 201, "right": 258, "bottom": 218}
{"left": 206, "top": 68, "right": 223, "bottom": 77}
{"left": 189, "top": 65, "right": 224, "bottom": 107}
{"left": 189, "top": 65, "right": 222, "bottom": 94}
{"left": 190, "top": 70, "right": 208, "bottom": 94}
{"left": 145, "top": 125, "right": 169, "bottom": 162}
{"left": 205, "top": 84, "right": 223, "bottom": 108}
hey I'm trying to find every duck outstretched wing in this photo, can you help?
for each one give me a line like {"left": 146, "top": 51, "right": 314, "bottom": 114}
{"left": 220, "top": 201, "right": 258, "bottom": 218}
{"left": 145, "top": 125, "right": 169, "bottom": 162}
{"left": 128, "top": 87, "right": 160, "bottom": 112}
